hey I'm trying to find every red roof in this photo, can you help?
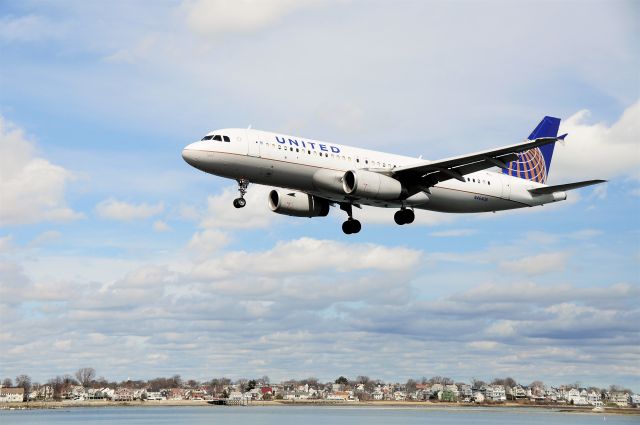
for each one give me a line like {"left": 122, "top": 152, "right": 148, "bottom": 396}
{"left": 261, "top": 387, "right": 273, "bottom": 394}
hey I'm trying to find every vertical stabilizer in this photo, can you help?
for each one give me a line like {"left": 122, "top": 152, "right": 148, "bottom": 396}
{"left": 502, "top": 116, "right": 560, "bottom": 183}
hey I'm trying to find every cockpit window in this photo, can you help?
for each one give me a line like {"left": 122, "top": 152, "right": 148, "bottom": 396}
{"left": 202, "top": 134, "right": 231, "bottom": 142}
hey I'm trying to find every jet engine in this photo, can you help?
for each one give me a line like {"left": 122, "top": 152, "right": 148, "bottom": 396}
{"left": 268, "top": 190, "right": 330, "bottom": 217}
{"left": 342, "top": 170, "right": 403, "bottom": 200}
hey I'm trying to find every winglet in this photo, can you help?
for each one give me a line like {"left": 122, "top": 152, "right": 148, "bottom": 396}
{"left": 558, "top": 133, "right": 568, "bottom": 140}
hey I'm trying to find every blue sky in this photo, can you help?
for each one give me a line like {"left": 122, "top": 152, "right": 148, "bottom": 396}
{"left": 1, "top": 0, "right": 639, "bottom": 389}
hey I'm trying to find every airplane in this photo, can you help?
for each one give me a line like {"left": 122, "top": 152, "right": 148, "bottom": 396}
{"left": 182, "top": 116, "right": 605, "bottom": 234}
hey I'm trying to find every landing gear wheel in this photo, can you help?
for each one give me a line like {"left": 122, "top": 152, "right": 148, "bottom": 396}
{"left": 233, "top": 179, "right": 249, "bottom": 209}
{"left": 233, "top": 198, "right": 246, "bottom": 208}
{"left": 342, "top": 219, "right": 361, "bottom": 234}
{"left": 394, "top": 209, "right": 415, "bottom": 225}
{"left": 404, "top": 209, "right": 415, "bottom": 224}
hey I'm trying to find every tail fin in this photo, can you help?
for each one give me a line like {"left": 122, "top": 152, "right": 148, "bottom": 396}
{"left": 502, "top": 116, "right": 560, "bottom": 183}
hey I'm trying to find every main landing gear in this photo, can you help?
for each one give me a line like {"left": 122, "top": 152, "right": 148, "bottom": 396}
{"left": 394, "top": 208, "right": 415, "bottom": 225}
{"left": 233, "top": 179, "right": 249, "bottom": 208}
{"left": 340, "top": 203, "right": 361, "bottom": 235}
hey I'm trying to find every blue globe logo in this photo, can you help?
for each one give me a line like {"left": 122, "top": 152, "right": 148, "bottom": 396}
{"left": 504, "top": 147, "right": 547, "bottom": 183}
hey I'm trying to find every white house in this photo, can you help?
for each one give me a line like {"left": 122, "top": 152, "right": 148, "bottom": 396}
{"left": 487, "top": 386, "right": 506, "bottom": 402}
{"left": 473, "top": 392, "right": 485, "bottom": 403}
{"left": 0, "top": 387, "right": 24, "bottom": 403}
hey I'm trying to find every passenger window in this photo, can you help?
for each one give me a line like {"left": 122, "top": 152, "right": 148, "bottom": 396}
{"left": 278, "top": 145, "right": 281, "bottom": 150}
{"left": 290, "top": 147, "right": 293, "bottom": 151}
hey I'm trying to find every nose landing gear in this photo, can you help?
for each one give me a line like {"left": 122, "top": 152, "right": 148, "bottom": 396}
{"left": 394, "top": 208, "right": 415, "bottom": 225}
{"left": 233, "top": 179, "right": 249, "bottom": 208}
{"left": 340, "top": 203, "right": 361, "bottom": 234}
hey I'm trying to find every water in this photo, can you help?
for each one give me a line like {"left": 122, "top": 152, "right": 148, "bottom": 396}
{"left": 1, "top": 406, "right": 637, "bottom": 425}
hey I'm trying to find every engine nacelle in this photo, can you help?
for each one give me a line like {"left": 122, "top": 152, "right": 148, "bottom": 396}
{"left": 342, "top": 170, "right": 403, "bottom": 200}
{"left": 268, "top": 190, "right": 330, "bottom": 217}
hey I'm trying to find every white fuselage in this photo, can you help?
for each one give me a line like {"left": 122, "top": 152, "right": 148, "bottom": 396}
{"left": 182, "top": 128, "right": 566, "bottom": 213}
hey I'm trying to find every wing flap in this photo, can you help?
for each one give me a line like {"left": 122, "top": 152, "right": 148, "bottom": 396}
{"left": 528, "top": 179, "right": 606, "bottom": 195}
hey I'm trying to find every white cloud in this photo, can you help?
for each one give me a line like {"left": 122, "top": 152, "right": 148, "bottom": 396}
{"left": 187, "top": 228, "right": 230, "bottom": 259}
{"left": 191, "top": 237, "right": 422, "bottom": 279}
{"left": 95, "top": 198, "right": 164, "bottom": 220}
{"left": 0, "top": 115, "right": 82, "bottom": 226}
{"left": 499, "top": 251, "right": 569, "bottom": 276}
{"left": 29, "top": 230, "right": 62, "bottom": 247}
{"left": 153, "top": 220, "right": 171, "bottom": 232}
{"left": 182, "top": 0, "right": 306, "bottom": 36}
{"left": 0, "top": 235, "right": 13, "bottom": 253}
{"left": 553, "top": 101, "right": 640, "bottom": 182}
{"left": 0, "top": 14, "right": 63, "bottom": 42}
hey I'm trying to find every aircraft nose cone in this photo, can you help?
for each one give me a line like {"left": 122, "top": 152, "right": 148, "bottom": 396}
{"left": 182, "top": 148, "right": 198, "bottom": 167}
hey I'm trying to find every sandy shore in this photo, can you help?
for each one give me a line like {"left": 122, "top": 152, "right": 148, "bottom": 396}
{"left": 1, "top": 399, "right": 638, "bottom": 415}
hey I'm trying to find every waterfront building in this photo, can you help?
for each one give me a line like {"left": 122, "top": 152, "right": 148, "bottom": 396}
{"left": 0, "top": 387, "right": 24, "bottom": 403}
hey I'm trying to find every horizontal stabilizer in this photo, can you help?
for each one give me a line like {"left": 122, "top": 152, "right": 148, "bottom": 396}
{"left": 528, "top": 179, "right": 606, "bottom": 195}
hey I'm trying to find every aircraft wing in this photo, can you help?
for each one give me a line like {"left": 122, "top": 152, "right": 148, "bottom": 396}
{"left": 391, "top": 135, "right": 565, "bottom": 186}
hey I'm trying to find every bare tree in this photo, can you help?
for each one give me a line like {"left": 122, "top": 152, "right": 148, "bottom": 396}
{"left": 491, "top": 377, "right": 517, "bottom": 388}
{"left": 530, "top": 380, "right": 544, "bottom": 389}
{"left": 429, "top": 376, "right": 453, "bottom": 385}
{"left": 75, "top": 368, "right": 96, "bottom": 387}
{"left": 15, "top": 375, "right": 31, "bottom": 401}
{"left": 2, "top": 378, "right": 12, "bottom": 387}
{"left": 471, "top": 378, "right": 486, "bottom": 389}
{"left": 48, "top": 376, "right": 64, "bottom": 401}
{"left": 405, "top": 379, "right": 418, "bottom": 393}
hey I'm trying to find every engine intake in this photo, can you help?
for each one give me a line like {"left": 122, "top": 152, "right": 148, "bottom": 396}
{"left": 268, "top": 190, "right": 330, "bottom": 217}
{"left": 343, "top": 170, "right": 403, "bottom": 200}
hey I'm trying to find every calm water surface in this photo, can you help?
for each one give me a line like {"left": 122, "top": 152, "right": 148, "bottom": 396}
{"left": 1, "top": 406, "right": 638, "bottom": 425}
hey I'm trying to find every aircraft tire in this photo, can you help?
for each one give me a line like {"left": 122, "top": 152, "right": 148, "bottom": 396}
{"left": 342, "top": 219, "right": 361, "bottom": 234}
{"left": 233, "top": 198, "right": 246, "bottom": 208}
{"left": 404, "top": 209, "right": 415, "bottom": 224}
{"left": 394, "top": 210, "right": 406, "bottom": 225}
{"left": 352, "top": 220, "right": 361, "bottom": 233}
{"left": 342, "top": 221, "right": 353, "bottom": 234}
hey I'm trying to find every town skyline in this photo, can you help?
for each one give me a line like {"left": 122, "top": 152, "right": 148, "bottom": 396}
{"left": 3, "top": 369, "right": 637, "bottom": 395}
{"left": 2, "top": 367, "right": 638, "bottom": 408}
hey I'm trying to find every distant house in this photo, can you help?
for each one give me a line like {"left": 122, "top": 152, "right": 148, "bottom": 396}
{"left": 146, "top": 391, "right": 165, "bottom": 401}
{"left": 610, "top": 392, "right": 629, "bottom": 407}
{"left": 0, "top": 387, "right": 24, "bottom": 403}
{"left": 510, "top": 386, "right": 526, "bottom": 399}
{"left": 393, "top": 391, "right": 407, "bottom": 401}
{"left": 113, "top": 388, "right": 134, "bottom": 402}
{"left": 460, "top": 385, "right": 473, "bottom": 401}
{"left": 486, "top": 386, "right": 506, "bottom": 402}
{"left": 473, "top": 392, "right": 485, "bottom": 403}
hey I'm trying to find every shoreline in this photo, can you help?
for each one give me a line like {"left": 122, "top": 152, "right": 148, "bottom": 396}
{"left": 1, "top": 400, "right": 638, "bottom": 415}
